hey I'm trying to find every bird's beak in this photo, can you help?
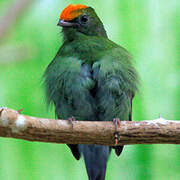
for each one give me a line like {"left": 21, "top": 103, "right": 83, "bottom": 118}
{"left": 57, "top": 19, "right": 76, "bottom": 27}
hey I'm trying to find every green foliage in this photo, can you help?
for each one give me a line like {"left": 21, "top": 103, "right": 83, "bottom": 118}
{"left": 0, "top": 0, "right": 180, "bottom": 179}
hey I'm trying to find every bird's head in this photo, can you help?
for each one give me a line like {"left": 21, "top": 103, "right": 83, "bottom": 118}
{"left": 58, "top": 4, "right": 107, "bottom": 40}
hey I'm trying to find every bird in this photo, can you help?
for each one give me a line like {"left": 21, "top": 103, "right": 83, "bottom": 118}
{"left": 44, "top": 4, "right": 139, "bottom": 180}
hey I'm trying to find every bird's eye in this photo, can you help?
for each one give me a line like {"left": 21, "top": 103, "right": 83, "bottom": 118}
{"left": 80, "top": 15, "right": 88, "bottom": 23}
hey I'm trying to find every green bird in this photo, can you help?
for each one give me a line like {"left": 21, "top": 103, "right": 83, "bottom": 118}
{"left": 44, "top": 4, "right": 139, "bottom": 180}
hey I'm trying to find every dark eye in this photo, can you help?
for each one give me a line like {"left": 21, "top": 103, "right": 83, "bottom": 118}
{"left": 80, "top": 15, "right": 88, "bottom": 23}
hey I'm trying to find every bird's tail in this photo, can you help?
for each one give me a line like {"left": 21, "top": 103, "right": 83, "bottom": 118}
{"left": 80, "top": 145, "right": 110, "bottom": 180}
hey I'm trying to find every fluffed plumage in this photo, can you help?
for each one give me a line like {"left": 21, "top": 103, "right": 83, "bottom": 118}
{"left": 44, "top": 4, "right": 139, "bottom": 180}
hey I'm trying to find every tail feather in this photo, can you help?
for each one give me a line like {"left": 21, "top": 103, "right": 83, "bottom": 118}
{"left": 114, "top": 145, "right": 124, "bottom": 156}
{"left": 80, "top": 145, "right": 110, "bottom": 180}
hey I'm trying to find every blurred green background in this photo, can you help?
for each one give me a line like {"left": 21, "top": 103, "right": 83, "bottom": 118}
{"left": 0, "top": 0, "right": 180, "bottom": 179}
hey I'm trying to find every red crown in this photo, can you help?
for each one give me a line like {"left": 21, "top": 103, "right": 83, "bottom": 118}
{"left": 60, "top": 4, "right": 87, "bottom": 21}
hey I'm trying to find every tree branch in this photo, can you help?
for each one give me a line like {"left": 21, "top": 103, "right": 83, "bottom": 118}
{"left": 0, "top": 107, "right": 180, "bottom": 146}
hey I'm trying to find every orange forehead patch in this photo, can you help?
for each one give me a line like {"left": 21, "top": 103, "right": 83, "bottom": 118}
{"left": 60, "top": 4, "right": 87, "bottom": 21}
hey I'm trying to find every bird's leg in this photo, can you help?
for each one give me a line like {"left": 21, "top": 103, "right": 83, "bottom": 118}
{"left": 68, "top": 116, "right": 76, "bottom": 128}
{"left": 113, "top": 118, "right": 121, "bottom": 145}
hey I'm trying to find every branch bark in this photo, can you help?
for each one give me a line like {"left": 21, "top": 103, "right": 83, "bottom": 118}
{"left": 0, "top": 107, "right": 180, "bottom": 146}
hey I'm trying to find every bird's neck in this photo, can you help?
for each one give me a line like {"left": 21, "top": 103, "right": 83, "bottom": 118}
{"left": 62, "top": 28, "right": 79, "bottom": 42}
{"left": 62, "top": 27, "right": 108, "bottom": 42}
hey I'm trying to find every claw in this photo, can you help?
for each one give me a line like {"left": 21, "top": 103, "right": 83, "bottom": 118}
{"left": 68, "top": 116, "right": 76, "bottom": 128}
{"left": 68, "top": 116, "right": 75, "bottom": 122}
{"left": 114, "top": 132, "right": 120, "bottom": 145}
{"left": 115, "top": 138, "right": 118, "bottom": 145}
{"left": 113, "top": 118, "right": 121, "bottom": 145}
{"left": 113, "top": 118, "right": 120, "bottom": 131}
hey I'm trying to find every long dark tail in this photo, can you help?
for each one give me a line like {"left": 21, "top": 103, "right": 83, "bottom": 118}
{"left": 80, "top": 145, "right": 110, "bottom": 180}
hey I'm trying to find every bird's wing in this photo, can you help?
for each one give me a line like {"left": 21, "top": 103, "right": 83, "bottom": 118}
{"left": 44, "top": 56, "right": 96, "bottom": 120}
{"left": 93, "top": 47, "right": 138, "bottom": 156}
{"left": 44, "top": 56, "right": 96, "bottom": 160}
{"left": 93, "top": 47, "right": 138, "bottom": 122}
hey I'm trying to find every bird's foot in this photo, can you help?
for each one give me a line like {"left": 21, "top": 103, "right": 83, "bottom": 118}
{"left": 113, "top": 118, "right": 121, "bottom": 145}
{"left": 68, "top": 116, "right": 76, "bottom": 128}
{"left": 17, "top": 107, "right": 24, "bottom": 114}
